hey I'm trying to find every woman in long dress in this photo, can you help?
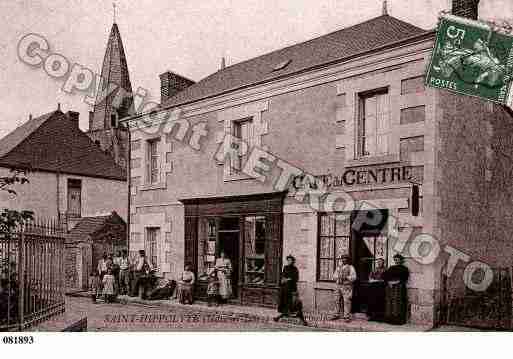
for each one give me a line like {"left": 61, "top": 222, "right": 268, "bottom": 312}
{"left": 215, "top": 252, "right": 232, "bottom": 303}
{"left": 383, "top": 254, "right": 410, "bottom": 325}
{"left": 275, "top": 255, "right": 299, "bottom": 320}
{"left": 177, "top": 264, "right": 195, "bottom": 304}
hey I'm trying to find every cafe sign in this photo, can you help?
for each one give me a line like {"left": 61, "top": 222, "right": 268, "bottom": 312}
{"left": 291, "top": 165, "right": 415, "bottom": 191}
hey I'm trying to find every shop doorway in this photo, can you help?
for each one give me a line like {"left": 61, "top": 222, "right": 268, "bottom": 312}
{"left": 218, "top": 217, "right": 240, "bottom": 298}
{"left": 350, "top": 209, "right": 389, "bottom": 313}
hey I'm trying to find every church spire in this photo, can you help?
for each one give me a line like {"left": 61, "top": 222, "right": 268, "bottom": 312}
{"left": 87, "top": 19, "right": 133, "bottom": 169}
{"left": 91, "top": 21, "right": 134, "bottom": 131}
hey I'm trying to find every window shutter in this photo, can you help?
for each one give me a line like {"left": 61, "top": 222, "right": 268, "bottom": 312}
{"left": 264, "top": 213, "right": 282, "bottom": 285}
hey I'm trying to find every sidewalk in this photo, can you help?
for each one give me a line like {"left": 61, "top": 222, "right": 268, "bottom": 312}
{"left": 66, "top": 290, "right": 432, "bottom": 332}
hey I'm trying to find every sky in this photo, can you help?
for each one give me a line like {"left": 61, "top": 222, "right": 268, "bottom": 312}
{"left": 1, "top": 0, "right": 512, "bottom": 136}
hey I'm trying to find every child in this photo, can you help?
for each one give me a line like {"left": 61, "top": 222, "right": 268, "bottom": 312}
{"left": 206, "top": 268, "right": 219, "bottom": 307}
{"left": 89, "top": 271, "right": 100, "bottom": 303}
{"left": 102, "top": 267, "right": 117, "bottom": 303}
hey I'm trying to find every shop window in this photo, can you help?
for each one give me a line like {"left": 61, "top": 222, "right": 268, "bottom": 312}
{"left": 146, "top": 138, "right": 160, "bottom": 184}
{"left": 231, "top": 118, "right": 253, "bottom": 175}
{"left": 244, "top": 216, "right": 266, "bottom": 285}
{"left": 67, "top": 179, "right": 81, "bottom": 218}
{"left": 317, "top": 213, "right": 350, "bottom": 281}
{"left": 198, "top": 218, "right": 217, "bottom": 276}
{"left": 357, "top": 89, "right": 390, "bottom": 158}
{"left": 146, "top": 227, "right": 159, "bottom": 269}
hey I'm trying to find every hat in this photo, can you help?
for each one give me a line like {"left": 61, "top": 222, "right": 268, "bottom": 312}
{"left": 393, "top": 253, "right": 405, "bottom": 261}
{"left": 286, "top": 254, "right": 296, "bottom": 262}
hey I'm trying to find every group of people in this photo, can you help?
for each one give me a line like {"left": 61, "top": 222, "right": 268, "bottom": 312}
{"left": 274, "top": 254, "right": 410, "bottom": 326}
{"left": 177, "top": 251, "right": 233, "bottom": 306}
{"left": 90, "top": 249, "right": 153, "bottom": 303}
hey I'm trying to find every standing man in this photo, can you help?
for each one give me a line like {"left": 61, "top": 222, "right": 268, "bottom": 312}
{"left": 132, "top": 250, "right": 152, "bottom": 298}
{"left": 332, "top": 255, "right": 357, "bottom": 322}
{"left": 118, "top": 250, "right": 130, "bottom": 295}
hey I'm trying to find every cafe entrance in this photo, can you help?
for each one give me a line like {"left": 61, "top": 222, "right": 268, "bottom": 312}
{"left": 350, "top": 209, "right": 389, "bottom": 314}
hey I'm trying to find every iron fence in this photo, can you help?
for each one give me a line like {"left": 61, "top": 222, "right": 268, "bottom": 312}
{"left": 440, "top": 266, "right": 512, "bottom": 330}
{"left": 0, "top": 219, "right": 66, "bottom": 331}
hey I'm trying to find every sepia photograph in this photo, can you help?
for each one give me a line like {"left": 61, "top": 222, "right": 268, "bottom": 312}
{"left": 1, "top": 0, "right": 513, "bottom": 355}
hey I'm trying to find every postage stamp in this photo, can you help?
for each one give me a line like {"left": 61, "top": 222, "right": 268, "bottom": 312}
{"left": 426, "top": 14, "right": 513, "bottom": 105}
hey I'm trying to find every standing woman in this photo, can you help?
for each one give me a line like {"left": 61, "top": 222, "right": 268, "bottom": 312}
{"left": 215, "top": 251, "right": 232, "bottom": 303}
{"left": 383, "top": 254, "right": 410, "bottom": 325}
{"left": 274, "top": 255, "right": 299, "bottom": 321}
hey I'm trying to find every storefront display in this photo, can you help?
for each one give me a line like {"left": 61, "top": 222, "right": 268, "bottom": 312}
{"left": 180, "top": 192, "right": 284, "bottom": 307}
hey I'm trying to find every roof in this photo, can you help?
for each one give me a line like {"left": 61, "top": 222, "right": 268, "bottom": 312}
{"left": 0, "top": 110, "right": 126, "bottom": 181}
{"left": 67, "top": 212, "right": 126, "bottom": 243}
{"left": 91, "top": 23, "right": 134, "bottom": 127}
{"left": 162, "top": 15, "right": 429, "bottom": 108}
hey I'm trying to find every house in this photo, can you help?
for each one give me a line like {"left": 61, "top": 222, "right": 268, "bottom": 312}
{"left": 123, "top": 0, "right": 513, "bottom": 328}
{"left": 65, "top": 211, "right": 127, "bottom": 290}
{"left": 0, "top": 107, "right": 129, "bottom": 289}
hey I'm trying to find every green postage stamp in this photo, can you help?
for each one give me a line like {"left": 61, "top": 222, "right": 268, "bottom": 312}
{"left": 426, "top": 14, "right": 513, "bottom": 105}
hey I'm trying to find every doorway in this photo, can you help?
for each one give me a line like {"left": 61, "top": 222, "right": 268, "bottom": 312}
{"left": 218, "top": 217, "right": 240, "bottom": 298}
{"left": 350, "top": 209, "right": 388, "bottom": 313}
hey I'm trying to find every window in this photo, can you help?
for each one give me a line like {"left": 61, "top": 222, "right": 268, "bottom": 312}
{"left": 357, "top": 89, "right": 390, "bottom": 157}
{"left": 317, "top": 213, "right": 350, "bottom": 281}
{"left": 146, "top": 139, "right": 160, "bottom": 184}
{"left": 244, "top": 216, "right": 266, "bottom": 285}
{"left": 146, "top": 227, "right": 159, "bottom": 269}
{"left": 231, "top": 118, "right": 253, "bottom": 174}
{"left": 67, "top": 179, "right": 81, "bottom": 218}
{"left": 400, "top": 136, "right": 424, "bottom": 161}
{"left": 400, "top": 105, "right": 425, "bottom": 125}
{"left": 198, "top": 218, "right": 217, "bottom": 276}
{"left": 401, "top": 76, "right": 425, "bottom": 95}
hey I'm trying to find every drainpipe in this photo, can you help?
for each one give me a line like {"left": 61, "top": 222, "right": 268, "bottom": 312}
{"left": 56, "top": 171, "right": 60, "bottom": 227}
{"left": 126, "top": 122, "right": 131, "bottom": 255}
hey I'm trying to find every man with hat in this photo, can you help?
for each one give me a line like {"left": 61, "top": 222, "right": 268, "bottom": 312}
{"left": 332, "top": 255, "right": 357, "bottom": 322}
{"left": 274, "top": 254, "right": 307, "bottom": 325}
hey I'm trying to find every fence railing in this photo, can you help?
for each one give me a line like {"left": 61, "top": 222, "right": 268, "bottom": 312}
{"left": 440, "top": 266, "right": 512, "bottom": 330}
{"left": 0, "top": 219, "right": 66, "bottom": 331}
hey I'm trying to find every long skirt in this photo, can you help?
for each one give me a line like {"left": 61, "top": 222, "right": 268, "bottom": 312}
{"left": 177, "top": 282, "right": 194, "bottom": 304}
{"left": 278, "top": 284, "right": 293, "bottom": 314}
{"left": 385, "top": 282, "right": 408, "bottom": 325}
{"left": 217, "top": 271, "right": 232, "bottom": 299}
{"left": 367, "top": 281, "right": 386, "bottom": 321}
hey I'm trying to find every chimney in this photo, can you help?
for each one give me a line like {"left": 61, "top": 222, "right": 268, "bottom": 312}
{"left": 452, "top": 0, "right": 479, "bottom": 20}
{"left": 66, "top": 110, "right": 80, "bottom": 127}
{"left": 159, "top": 71, "right": 195, "bottom": 104}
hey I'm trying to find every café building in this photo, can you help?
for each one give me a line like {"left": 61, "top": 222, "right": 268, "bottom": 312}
{"left": 125, "top": 2, "right": 513, "bottom": 326}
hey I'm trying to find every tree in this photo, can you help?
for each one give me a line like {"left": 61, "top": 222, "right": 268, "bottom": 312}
{"left": 0, "top": 167, "right": 33, "bottom": 326}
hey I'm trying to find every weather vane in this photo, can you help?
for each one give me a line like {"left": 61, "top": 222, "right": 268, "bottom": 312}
{"left": 113, "top": 2, "right": 117, "bottom": 23}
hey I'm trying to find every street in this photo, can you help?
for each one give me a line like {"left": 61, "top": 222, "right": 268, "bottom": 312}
{"left": 66, "top": 296, "right": 317, "bottom": 332}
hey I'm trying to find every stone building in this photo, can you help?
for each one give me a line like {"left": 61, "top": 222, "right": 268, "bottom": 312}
{"left": 124, "top": 0, "right": 513, "bottom": 327}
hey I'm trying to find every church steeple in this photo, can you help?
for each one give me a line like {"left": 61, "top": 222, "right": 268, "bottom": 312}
{"left": 87, "top": 19, "right": 133, "bottom": 169}
{"left": 91, "top": 22, "right": 134, "bottom": 130}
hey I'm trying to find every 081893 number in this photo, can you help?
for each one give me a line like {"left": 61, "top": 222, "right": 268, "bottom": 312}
{"left": 2, "top": 336, "right": 34, "bottom": 344}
